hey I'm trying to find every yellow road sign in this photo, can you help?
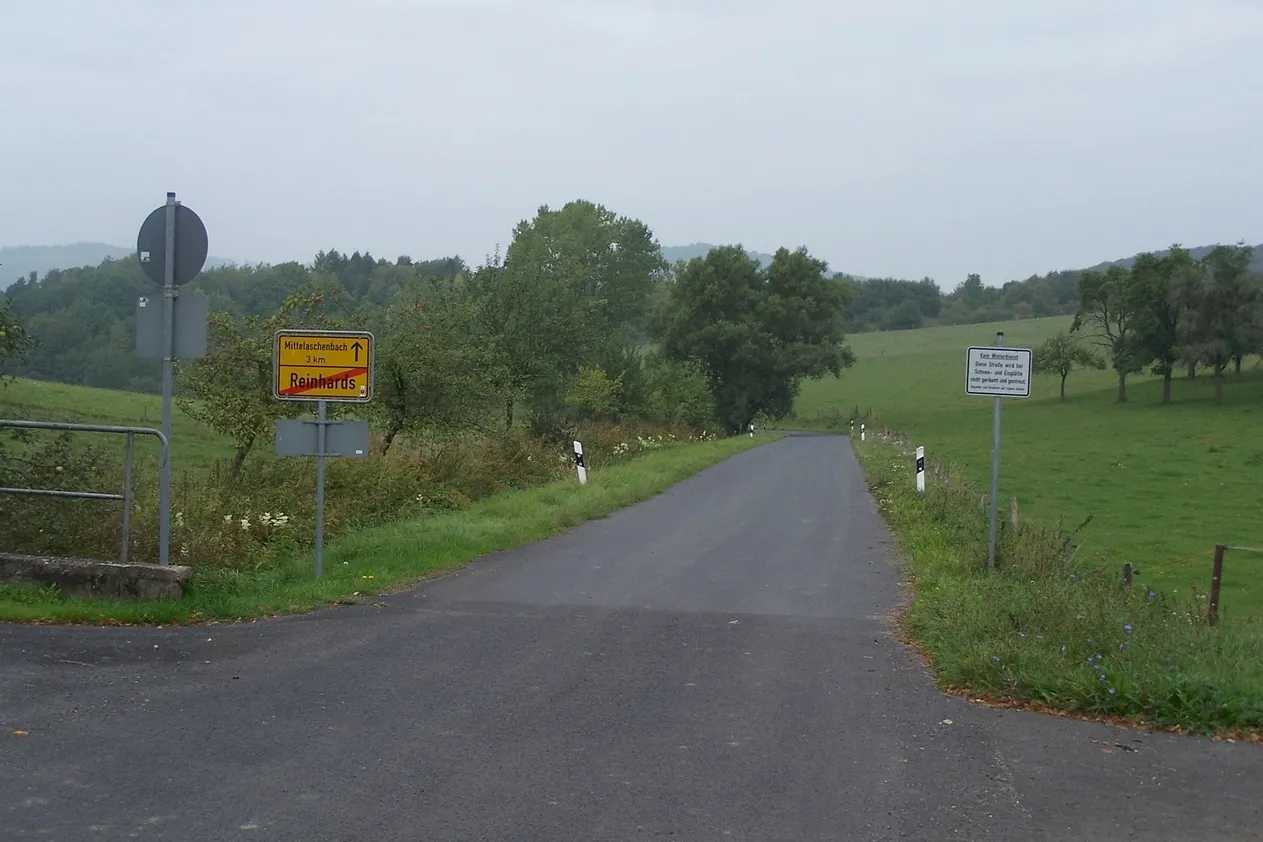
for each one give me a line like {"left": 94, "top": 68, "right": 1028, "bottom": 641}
{"left": 273, "top": 329, "right": 374, "bottom": 403}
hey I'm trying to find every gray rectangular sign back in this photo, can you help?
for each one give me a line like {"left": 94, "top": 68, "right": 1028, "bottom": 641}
{"left": 136, "top": 294, "right": 209, "bottom": 359}
{"left": 275, "top": 418, "right": 371, "bottom": 458}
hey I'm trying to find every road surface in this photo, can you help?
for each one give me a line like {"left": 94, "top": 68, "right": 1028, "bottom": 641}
{"left": 1, "top": 434, "right": 1259, "bottom": 841}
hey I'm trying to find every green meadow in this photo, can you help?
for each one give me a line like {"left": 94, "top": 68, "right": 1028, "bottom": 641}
{"left": 798, "top": 316, "right": 1263, "bottom": 616}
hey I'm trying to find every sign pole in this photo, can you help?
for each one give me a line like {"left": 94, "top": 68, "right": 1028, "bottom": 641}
{"left": 157, "top": 192, "right": 177, "bottom": 567}
{"left": 315, "top": 399, "right": 327, "bottom": 578}
{"left": 986, "top": 331, "right": 1004, "bottom": 570}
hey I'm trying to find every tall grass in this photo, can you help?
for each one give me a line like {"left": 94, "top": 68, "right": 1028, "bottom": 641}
{"left": 856, "top": 426, "right": 1263, "bottom": 738}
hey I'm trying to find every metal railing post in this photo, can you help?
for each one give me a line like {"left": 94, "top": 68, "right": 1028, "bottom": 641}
{"left": 121, "top": 431, "right": 135, "bottom": 564}
{"left": 0, "top": 419, "right": 168, "bottom": 565}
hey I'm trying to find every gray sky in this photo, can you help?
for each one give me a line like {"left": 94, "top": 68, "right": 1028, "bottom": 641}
{"left": 1, "top": 0, "right": 1259, "bottom": 287}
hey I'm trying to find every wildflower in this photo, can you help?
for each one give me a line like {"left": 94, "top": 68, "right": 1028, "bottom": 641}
{"left": 1147, "top": 590, "right": 1157, "bottom": 602}
{"left": 1018, "top": 632, "right": 1026, "bottom": 639}
{"left": 224, "top": 514, "right": 233, "bottom": 523}
{"left": 1123, "top": 624, "right": 1133, "bottom": 634}
{"left": 1119, "top": 642, "right": 1126, "bottom": 651}
{"left": 1108, "top": 688, "right": 1116, "bottom": 695}
{"left": 1059, "top": 646, "right": 1065, "bottom": 654}
{"left": 991, "top": 656, "right": 1000, "bottom": 662}
{"left": 174, "top": 511, "right": 185, "bottom": 528}
{"left": 240, "top": 517, "right": 250, "bottom": 530}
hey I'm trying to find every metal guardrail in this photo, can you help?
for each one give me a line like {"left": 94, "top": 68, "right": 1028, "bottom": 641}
{"left": 0, "top": 419, "right": 169, "bottom": 564}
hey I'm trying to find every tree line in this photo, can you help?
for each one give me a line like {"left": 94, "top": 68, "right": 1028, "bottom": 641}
{"left": 1033, "top": 242, "right": 1262, "bottom": 404}
{"left": 3, "top": 200, "right": 853, "bottom": 463}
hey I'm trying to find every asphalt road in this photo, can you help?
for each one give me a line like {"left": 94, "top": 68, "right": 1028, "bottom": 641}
{"left": 2, "top": 434, "right": 1259, "bottom": 841}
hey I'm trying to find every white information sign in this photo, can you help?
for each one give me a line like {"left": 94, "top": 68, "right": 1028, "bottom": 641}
{"left": 965, "top": 346, "right": 1032, "bottom": 398}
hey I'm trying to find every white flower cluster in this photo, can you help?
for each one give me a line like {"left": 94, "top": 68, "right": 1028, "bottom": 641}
{"left": 219, "top": 512, "right": 290, "bottom": 530}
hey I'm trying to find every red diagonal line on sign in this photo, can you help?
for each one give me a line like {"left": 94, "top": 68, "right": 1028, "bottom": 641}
{"left": 279, "top": 367, "right": 368, "bottom": 396}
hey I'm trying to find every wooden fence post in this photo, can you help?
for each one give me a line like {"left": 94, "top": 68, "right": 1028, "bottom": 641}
{"left": 1208, "top": 544, "right": 1225, "bottom": 625}
{"left": 1122, "top": 562, "right": 1132, "bottom": 587}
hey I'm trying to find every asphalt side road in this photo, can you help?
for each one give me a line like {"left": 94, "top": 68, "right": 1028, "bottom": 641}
{"left": 1, "top": 434, "right": 1259, "bottom": 841}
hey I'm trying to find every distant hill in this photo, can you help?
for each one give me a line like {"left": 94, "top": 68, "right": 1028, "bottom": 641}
{"left": 1, "top": 242, "right": 233, "bottom": 289}
{"left": 662, "top": 243, "right": 778, "bottom": 268}
{"left": 1081, "top": 242, "right": 1263, "bottom": 274}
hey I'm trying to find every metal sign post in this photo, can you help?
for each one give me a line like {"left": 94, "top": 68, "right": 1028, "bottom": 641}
{"left": 274, "top": 329, "right": 375, "bottom": 577}
{"left": 964, "top": 332, "right": 1033, "bottom": 569}
{"left": 135, "top": 192, "right": 209, "bottom": 565}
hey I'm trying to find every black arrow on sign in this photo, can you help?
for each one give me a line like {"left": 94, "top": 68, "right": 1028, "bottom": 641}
{"left": 351, "top": 341, "right": 363, "bottom": 362}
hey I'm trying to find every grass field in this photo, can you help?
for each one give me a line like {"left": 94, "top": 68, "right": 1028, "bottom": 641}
{"left": 796, "top": 316, "right": 1263, "bottom": 618}
{"left": 1, "top": 378, "right": 233, "bottom": 473}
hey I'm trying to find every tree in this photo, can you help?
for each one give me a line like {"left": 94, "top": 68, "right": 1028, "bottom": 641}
{"left": 0, "top": 298, "right": 36, "bottom": 383}
{"left": 471, "top": 201, "right": 667, "bottom": 426}
{"left": 1187, "top": 244, "right": 1257, "bottom": 404}
{"left": 1032, "top": 331, "right": 1105, "bottom": 399}
{"left": 1129, "top": 246, "right": 1201, "bottom": 404}
{"left": 371, "top": 276, "right": 505, "bottom": 453}
{"left": 176, "top": 285, "right": 343, "bottom": 476}
{"left": 1071, "top": 265, "right": 1144, "bottom": 402}
{"left": 656, "top": 245, "right": 854, "bottom": 434}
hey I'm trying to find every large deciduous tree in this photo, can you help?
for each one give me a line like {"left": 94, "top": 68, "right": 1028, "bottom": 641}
{"left": 655, "top": 245, "right": 854, "bottom": 434}
{"left": 1187, "top": 244, "right": 1257, "bottom": 404}
{"left": 1071, "top": 265, "right": 1144, "bottom": 403}
{"left": 1130, "top": 246, "right": 1202, "bottom": 404}
{"left": 471, "top": 200, "right": 668, "bottom": 426}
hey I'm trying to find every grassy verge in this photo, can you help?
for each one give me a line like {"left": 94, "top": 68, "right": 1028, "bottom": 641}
{"left": 854, "top": 429, "right": 1262, "bottom": 740}
{"left": 0, "top": 433, "right": 777, "bottom": 625}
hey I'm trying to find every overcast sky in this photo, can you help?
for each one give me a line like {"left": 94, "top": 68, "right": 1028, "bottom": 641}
{"left": 1, "top": 0, "right": 1259, "bottom": 287}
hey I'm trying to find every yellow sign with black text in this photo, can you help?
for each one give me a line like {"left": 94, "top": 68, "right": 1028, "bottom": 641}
{"left": 273, "top": 329, "right": 374, "bottom": 403}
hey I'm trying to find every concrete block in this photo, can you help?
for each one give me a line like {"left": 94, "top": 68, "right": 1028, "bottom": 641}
{"left": 0, "top": 552, "right": 191, "bottom": 601}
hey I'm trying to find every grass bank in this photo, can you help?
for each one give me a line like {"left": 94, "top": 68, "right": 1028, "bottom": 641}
{"left": 854, "top": 430, "right": 1262, "bottom": 739}
{"left": 0, "top": 432, "right": 776, "bottom": 624}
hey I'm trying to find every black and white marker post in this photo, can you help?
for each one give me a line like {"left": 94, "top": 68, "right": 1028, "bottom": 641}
{"left": 573, "top": 440, "right": 587, "bottom": 485}
{"left": 915, "top": 446, "right": 925, "bottom": 494}
{"left": 965, "top": 331, "right": 1033, "bottom": 569}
